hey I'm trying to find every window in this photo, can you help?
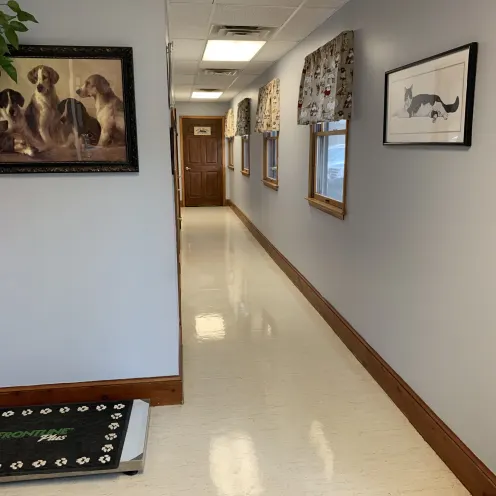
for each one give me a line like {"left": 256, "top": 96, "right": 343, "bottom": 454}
{"left": 263, "top": 131, "right": 278, "bottom": 190}
{"left": 227, "top": 138, "right": 234, "bottom": 170}
{"left": 308, "top": 120, "right": 349, "bottom": 219}
{"left": 241, "top": 135, "right": 250, "bottom": 176}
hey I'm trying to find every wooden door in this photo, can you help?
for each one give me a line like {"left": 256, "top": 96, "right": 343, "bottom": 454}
{"left": 182, "top": 117, "right": 224, "bottom": 207}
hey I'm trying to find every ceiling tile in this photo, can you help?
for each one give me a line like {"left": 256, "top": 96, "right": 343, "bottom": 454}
{"left": 169, "top": 0, "right": 350, "bottom": 101}
{"left": 251, "top": 41, "right": 298, "bottom": 62}
{"left": 304, "top": 0, "right": 348, "bottom": 7}
{"left": 173, "top": 85, "right": 193, "bottom": 100}
{"left": 169, "top": 0, "right": 212, "bottom": 3}
{"left": 171, "top": 39, "right": 206, "bottom": 61}
{"left": 199, "top": 60, "right": 249, "bottom": 70}
{"left": 192, "top": 83, "right": 232, "bottom": 91}
{"left": 242, "top": 60, "right": 273, "bottom": 75}
{"left": 220, "top": 90, "right": 239, "bottom": 101}
{"left": 168, "top": 4, "right": 212, "bottom": 39}
{"left": 275, "top": 7, "right": 336, "bottom": 42}
{"left": 173, "top": 74, "right": 196, "bottom": 85}
{"left": 212, "top": 4, "right": 295, "bottom": 27}
{"left": 229, "top": 74, "right": 258, "bottom": 89}
{"left": 216, "top": 0, "right": 302, "bottom": 5}
{"left": 195, "top": 74, "right": 238, "bottom": 89}
{"left": 172, "top": 60, "right": 200, "bottom": 75}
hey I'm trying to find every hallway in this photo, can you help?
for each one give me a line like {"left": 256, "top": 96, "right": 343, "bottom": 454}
{"left": 170, "top": 206, "right": 468, "bottom": 495}
{"left": 5, "top": 207, "right": 468, "bottom": 496}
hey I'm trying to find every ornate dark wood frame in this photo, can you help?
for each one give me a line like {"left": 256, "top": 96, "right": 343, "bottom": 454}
{"left": 0, "top": 45, "right": 139, "bottom": 174}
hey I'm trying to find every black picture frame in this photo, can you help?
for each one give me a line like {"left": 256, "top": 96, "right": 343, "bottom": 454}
{"left": 0, "top": 45, "right": 139, "bottom": 173}
{"left": 383, "top": 43, "right": 478, "bottom": 146}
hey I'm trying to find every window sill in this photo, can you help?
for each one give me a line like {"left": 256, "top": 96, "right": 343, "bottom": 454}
{"left": 241, "top": 169, "right": 250, "bottom": 177}
{"left": 263, "top": 179, "right": 279, "bottom": 191}
{"left": 306, "top": 197, "right": 345, "bottom": 220}
{"left": 228, "top": 165, "right": 234, "bottom": 171}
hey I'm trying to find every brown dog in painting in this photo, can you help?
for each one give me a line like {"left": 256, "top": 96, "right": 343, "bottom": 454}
{"left": 76, "top": 75, "right": 125, "bottom": 147}
{"left": 25, "top": 65, "right": 63, "bottom": 147}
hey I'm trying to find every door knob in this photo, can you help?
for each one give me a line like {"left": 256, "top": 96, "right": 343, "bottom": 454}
{"left": 185, "top": 167, "right": 191, "bottom": 170}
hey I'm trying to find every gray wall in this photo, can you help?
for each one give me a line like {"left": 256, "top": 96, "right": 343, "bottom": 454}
{"left": 229, "top": 0, "right": 496, "bottom": 472}
{"left": 175, "top": 102, "right": 230, "bottom": 200}
{"left": 0, "top": 0, "right": 180, "bottom": 386}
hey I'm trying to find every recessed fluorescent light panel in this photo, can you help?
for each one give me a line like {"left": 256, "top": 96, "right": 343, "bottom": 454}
{"left": 202, "top": 40, "right": 266, "bottom": 62}
{"left": 192, "top": 91, "right": 223, "bottom": 99}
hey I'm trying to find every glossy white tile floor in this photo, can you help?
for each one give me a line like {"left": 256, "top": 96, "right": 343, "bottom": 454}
{"left": 5, "top": 207, "right": 468, "bottom": 496}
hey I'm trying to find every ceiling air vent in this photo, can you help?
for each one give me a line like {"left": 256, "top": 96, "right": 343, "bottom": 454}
{"left": 209, "top": 24, "right": 276, "bottom": 41}
{"left": 203, "top": 68, "right": 239, "bottom": 77}
{"left": 198, "top": 88, "right": 221, "bottom": 92}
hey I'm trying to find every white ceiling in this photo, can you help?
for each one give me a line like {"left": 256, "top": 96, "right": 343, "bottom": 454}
{"left": 168, "top": 0, "right": 349, "bottom": 102}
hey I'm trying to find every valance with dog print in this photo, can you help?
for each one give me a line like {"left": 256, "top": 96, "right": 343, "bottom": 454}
{"left": 225, "top": 109, "right": 235, "bottom": 138}
{"left": 297, "top": 30, "right": 354, "bottom": 124}
{"left": 255, "top": 79, "right": 280, "bottom": 133}
{"left": 236, "top": 98, "right": 251, "bottom": 136}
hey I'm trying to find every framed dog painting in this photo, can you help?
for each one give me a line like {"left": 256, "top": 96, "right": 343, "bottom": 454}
{"left": 0, "top": 45, "right": 138, "bottom": 173}
{"left": 383, "top": 43, "right": 478, "bottom": 146}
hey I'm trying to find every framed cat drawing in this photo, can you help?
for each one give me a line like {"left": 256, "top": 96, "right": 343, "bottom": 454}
{"left": 383, "top": 43, "right": 478, "bottom": 146}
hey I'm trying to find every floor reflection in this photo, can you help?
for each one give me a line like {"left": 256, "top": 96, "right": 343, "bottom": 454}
{"left": 210, "top": 431, "right": 263, "bottom": 496}
{"left": 195, "top": 313, "right": 226, "bottom": 342}
{"left": 309, "top": 420, "right": 335, "bottom": 482}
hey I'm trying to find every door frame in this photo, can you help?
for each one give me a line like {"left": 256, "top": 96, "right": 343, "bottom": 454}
{"left": 170, "top": 108, "right": 183, "bottom": 380}
{"left": 180, "top": 115, "right": 226, "bottom": 207}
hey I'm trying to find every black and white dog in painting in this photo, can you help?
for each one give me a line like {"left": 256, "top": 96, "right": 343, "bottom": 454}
{"left": 59, "top": 98, "right": 101, "bottom": 148}
{"left": 0, "top": 88, "right": 40, "bottom": 156}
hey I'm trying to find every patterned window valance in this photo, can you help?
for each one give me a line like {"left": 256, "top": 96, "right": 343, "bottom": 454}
{"left": 255, "top": 78, "right": 280, "bottom": 133}
{"left": 225, "top": 109, "right": 235, "bottom": 138}
{"left": 236, "top": 98, "right": 251, "bottom": 136}
{"left": 297, "top": 30, "right": 354, "bottom": 124}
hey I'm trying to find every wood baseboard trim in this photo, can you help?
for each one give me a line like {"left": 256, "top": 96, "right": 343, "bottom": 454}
{"left": 229, "top": 200, "right": 496, "bottom": 496}
{"left": 225, "top": 199, "right": 232, "bottom": 206}
{"left": 0, "top": 376, "right": 183, "bottom": 408}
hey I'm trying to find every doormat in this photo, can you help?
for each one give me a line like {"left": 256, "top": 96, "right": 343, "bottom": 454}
{"left": 0, "top": 400, "right": 132, "bottom": 478}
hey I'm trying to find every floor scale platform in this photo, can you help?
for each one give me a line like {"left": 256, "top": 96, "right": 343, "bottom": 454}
{"left": 0, "top": 399, "right": 150, "bottom": 483}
